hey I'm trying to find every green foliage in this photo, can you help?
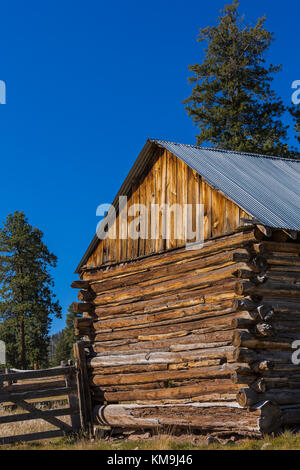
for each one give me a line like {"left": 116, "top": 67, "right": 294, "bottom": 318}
{"left": 0, "top": 211, "right": 61, "bottom": 369}
{"left": 50, "top": 303, "right": 77, "bottom": 366}
{"left": 184, "top": 0, "right": 299, "bottom": 157}
{"left": 290, "top": 105, "right": 300, "bottom": 146}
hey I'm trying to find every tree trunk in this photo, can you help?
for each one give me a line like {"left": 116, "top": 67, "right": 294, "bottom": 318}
{"left": 20, "top": 315, "right": 26, "bottom": 370}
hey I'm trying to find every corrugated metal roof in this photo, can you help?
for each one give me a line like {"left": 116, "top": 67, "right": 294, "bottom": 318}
{"left": 75, "top": 138, "right": 300, "bottom": 272}
{"left": 152, "top": 139, "right": 300, "bottom": 231}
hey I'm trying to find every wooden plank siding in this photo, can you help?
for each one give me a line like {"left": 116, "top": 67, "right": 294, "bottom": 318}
{"left": 85, "top": 148, "right": 249, "bottom": 269}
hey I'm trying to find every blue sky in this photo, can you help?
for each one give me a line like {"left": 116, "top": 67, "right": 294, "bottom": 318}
{"left": 0, "top": 0, "right": 299, "bottom": 333}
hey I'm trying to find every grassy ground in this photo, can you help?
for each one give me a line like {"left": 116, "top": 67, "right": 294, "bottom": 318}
{"left": 0, "top": 401, "right": 71, "bottom": 446}
{"left": 1, "top": 430, "right": 300, "bottom": 450}
{"left": 2, "top": 405, "right": 300, "bottom": 450}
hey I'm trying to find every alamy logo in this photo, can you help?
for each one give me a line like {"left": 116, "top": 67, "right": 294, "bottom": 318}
{"left": 96, "top": 197, "right": 205, "bottom": 251}
{"left": 291, "top": 340, "right": 300, "bottom": 365}
{"left": 0, "top": 340, "right": 6, "bottom": 365}
{"left": 0, "top": 80, "right": 6, "bottom": 104}
{"left": 292, "top": 80, "right": 300, "bottom": 105}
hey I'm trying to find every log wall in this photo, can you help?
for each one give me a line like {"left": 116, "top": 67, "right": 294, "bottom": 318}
{"left": 73, "top": 228, "right": 300, "bottom": 435}
{"left": 74, "top": 229, "right": 300, "bottom": 434}
{"left": 233, "top": 240, "right": 300, "bottom": 418}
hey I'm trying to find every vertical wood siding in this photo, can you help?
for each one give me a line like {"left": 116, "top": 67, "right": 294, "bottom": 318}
{"left": 86, "top": 148, "right": 249, "bottom": 268}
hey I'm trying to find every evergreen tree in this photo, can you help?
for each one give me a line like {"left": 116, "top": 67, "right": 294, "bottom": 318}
{"left": 48, "top": 330, "right": 63, "bottom": 363}
{"left": 184, "top": 0, "right": 297, "bottom": 157}
{"left": 290, "top": 106, "right": 300, "bottom": 146}
{"left": 0, "top": 211, "right": 61, "bottom": 369}
{"left": 51, "top": 303, "right": 77, "bottom": 366}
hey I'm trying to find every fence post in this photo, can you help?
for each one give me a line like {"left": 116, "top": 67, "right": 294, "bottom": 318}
{"left": 73, "top": 341, "right": 93, "bottom": 434}
{"left": 64, "top": 364, "right": 81, "bottom": 432}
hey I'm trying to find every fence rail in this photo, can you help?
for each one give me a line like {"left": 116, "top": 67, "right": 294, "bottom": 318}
{"left": 0, "top": 363, "right": 80, "bottom": 445}
{"left": 0, "top": 341, "right": 93, "bottom": 445}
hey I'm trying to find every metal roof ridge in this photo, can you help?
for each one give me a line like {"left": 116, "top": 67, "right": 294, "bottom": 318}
{"left": 150, "top": 138, "right": 300, "bottom": 163}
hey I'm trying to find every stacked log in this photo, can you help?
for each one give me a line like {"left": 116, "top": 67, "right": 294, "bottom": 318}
{"left": 72, "top": 228, "right": 300, "bottom": 434}
{"left": 93, "top": 401, "right": 280, "bottom": 436}
{"left": 231, "top": 239, "right": 300, "bottom": 427}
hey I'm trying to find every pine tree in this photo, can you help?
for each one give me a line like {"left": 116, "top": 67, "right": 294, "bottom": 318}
{"left": 0, "top": 211, "right": 61, "bottom": 369}
{"left": 290, "top": 106, "right": 300, "bottom": 146}
{"left": 51, "top": 304, "right": 77, "bottom": 366}
{"left": 184, "top": 0, "right": 297, "bottom": 157}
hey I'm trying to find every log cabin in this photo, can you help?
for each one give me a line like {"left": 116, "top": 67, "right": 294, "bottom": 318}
{"left": 72, "top": 139, "right": 300, "bottom": 436}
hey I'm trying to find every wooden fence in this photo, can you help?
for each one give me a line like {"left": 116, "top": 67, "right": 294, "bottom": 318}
{"left": 0, "top": 342, "right": 93, "bottom": 445}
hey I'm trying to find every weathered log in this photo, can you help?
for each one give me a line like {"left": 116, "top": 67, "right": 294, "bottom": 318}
{"left": 92, "top": 331, "right": 234, "bottom": 354}
{"left": 253, "top": 241, "right": 300, "bottom": 255}
{"left": 232, "top": 330, "right": 291, "bottom": 350}
{"left": 267, "top": 271, "right": 300, "bottom": 283}
{"left": 84, "top": 230, "right": 257, "bottom": 279}
{"left": 75, "top": 327, "right": 94, "bottom": 338}
{"left": 233, "top": 348, "right": 292, "bottom": 364}
{"left": 237, "top": 388, "right": 300, "bottom": 406}
{"left": 93, "top": 270, "right": 239, "bottom": 307}
{"left": 230, "top": 373, "right": 255, "bottom": 386}
{"left": 251, "top": 361, "right": 274, "bottom": 373}
{"left": 93, "top": 304, "right": 236, "bottom": 331}
{"left": 251, "top": 243, "right": 284, "bottom": 256}
{"left": 168, "top": 359, "right": 223, "bottom": 370}
{"left": 169, "top": 339, "right": 232, "bottom": 352}
{"left": 266, "top": 256, "right": 300, "bottom": 268}
{"left": 90, "top": 363, "right": 168, "bottom": 375}
{"left": 283, "top": 230, "right": 298, "bottom": 240}
{"left": 231, "top": 374, "right": 266, "bottom": 393}
{"left": 232, "top": 300, "right": 275, "bottom": 323}
{"left": 272, "top": 230, "right": 294, "bottom": 242}
{"left": 93, "top": 401, "right": 281, "bottom": 434}
{"left": 232, "top": 269, "right": 267, "bottom": 285}
{"left": 231, "top": 318, "right": 257, "bottom": 329}
{"left": 251, "top": 378, "right": 266, "bottom": 393}
{"left": 262, "top": 377, "right": 300, "bottom": 390}
{"left": 93, "top": 313, "right": 239, "bottom": 342}
{"left": 91, "top": 363, "right": 250, "bottom": 387}
{"left": 250, "top": 255, "right": 268, "bottom": 272}
{"left": 91, "top": 250, "right": 249, "bottom": 294}
{"left": 78, "top": 289, "right": 95, "bottom": 302}
{"left": 235, "top": 280, "right": 300, "bottom": 298}
{"left": 95, "top": 290, "right": 235, "bottom": 318}
{"left": 73, "top": 302, "right": 93, "bottom": 314}
{"left": 95, "top": 380, "right": 240, "bottom": 403}
{"left": 232, "top": 298, "right": 259, "bottom": 312}
{"left": 236, "top": 388, "right": 261, "bottom": 407}
{"left": 87, "top": 346, "right": 235, "bottom": 369}
{"left": 257, "top": 305, "right": 274, "bottom": 320}
{"left": 232, "top": 269, "right": 256, "bottom": 280}
{"left": 95, "top": 307, "right": 237, "bottom": 333}
{"left": 71, "top": 280, "right": 90, "bottom": 289}
{"left": 93, "top": 279, "right": 238, "bottom": 311}
{"left": 74, "top": 318, "right": 93, "bottom": 329}
{"left": 256, "top": 225, "right": 272, "bottom": 238}
{"left": 270, "top": 320, "right": 300, "bottom": 331}
{"left": 268, "top": 301, "right": 300, "bottom": 314}
{"left": 254, "top": 323, "right": 274, "bottom": 337}
{"left": 281, "top": 405, "right": 300, "bottom": 425}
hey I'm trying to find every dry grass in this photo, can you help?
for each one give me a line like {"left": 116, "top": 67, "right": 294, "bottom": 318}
{"left": 1, "top": 425, "right": 300, "bottom": 450}
{"left": 1, "top": 404, "right": 300, "bottom": 450}
{"left": 0, "top": 402, "right": 71, "bottom": 442}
